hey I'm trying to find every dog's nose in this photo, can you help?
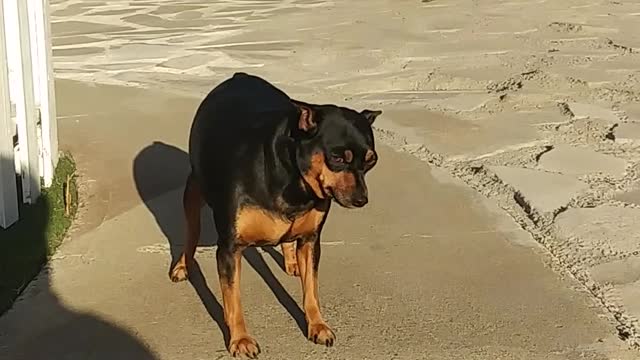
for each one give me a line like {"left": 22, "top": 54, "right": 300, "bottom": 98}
{"left": 352, "top": 196, "right": 368, "bottom": 208}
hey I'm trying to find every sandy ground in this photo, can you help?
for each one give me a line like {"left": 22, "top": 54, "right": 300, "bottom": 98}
{"left": 1, "top": 0, "right": 640, "bottom": 358}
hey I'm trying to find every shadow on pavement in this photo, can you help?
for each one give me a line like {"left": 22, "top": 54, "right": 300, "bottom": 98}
{"left": 0, "top": 156, "right": 157, "bottom": 360}
{"left": 132, "top": 141, "right": 307, "bottom": 345}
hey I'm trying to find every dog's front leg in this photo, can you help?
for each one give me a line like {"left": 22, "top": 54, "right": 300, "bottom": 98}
{"left": 297, "top": 235, "right": 335, "bottom": 346}
{"left": 281, "top": 242, "right": 299, "bottom": 276}
{"left": 216, "top": 246, "right": 260, "bottom": 358}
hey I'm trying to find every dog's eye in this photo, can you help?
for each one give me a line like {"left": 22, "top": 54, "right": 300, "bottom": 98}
{"left": 364, "top": 152, "right": 377, "bottom": 169}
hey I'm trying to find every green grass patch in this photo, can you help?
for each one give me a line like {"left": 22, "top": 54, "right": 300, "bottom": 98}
{"left": 0, "top": 153, "right": 78, "bottom": 315}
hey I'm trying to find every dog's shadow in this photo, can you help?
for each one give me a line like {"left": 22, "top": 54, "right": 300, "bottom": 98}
{"left": 132, "top": 141, "right": 306, "bottom": 347}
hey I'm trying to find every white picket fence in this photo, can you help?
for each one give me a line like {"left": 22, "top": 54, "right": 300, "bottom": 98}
{"left": 0, "top": 0, "right": 57, "bottom": 229}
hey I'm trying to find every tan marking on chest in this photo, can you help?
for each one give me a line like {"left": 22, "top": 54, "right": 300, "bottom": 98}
{"left": 235, "top": 207, "right": 325, "bottom": 245}
{"left": 290, "top": 208, "right": 325, "bottom": 237}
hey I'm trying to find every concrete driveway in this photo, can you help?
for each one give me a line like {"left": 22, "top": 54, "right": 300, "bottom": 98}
{"left": 0, "top": 80, "right": 632, "bottom": 359}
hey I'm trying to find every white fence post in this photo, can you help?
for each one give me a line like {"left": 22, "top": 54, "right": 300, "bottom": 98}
{"left": 29, "top": 0, "right": 58, "bottom": 187}
{"left": 4, "top": 0, "right": 41, "bottom": 204}
{"left": 0, "top": 0, "right": 18, "bottom": 228}
{"left": 1, "top": 0, "right": 56, "bottom": 228}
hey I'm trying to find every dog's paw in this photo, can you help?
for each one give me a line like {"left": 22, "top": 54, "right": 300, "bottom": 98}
{"left": 308, "top": 323, "right": 335, "bottom": 347}
{"left": 284, "top": 261, "right": 300, "bottom": 277}
{"left": 230, "top": 335, "right": 260, "bottom": 358}
{"left": 169, "top": 264, "right": 188, "bottom": 282}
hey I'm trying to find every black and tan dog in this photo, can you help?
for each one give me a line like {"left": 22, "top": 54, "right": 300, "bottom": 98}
{"left": 169, "top": 72, "right": 380, "bottom": 358}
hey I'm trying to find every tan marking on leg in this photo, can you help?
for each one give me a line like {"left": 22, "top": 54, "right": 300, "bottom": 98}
{"left": 297, "top": 240, "right": 335, "bottom": 347}
{"left": 281, "top": 242, "right": 299, "bottom": 276}
{"left": 170, "top": 174, "right": 204, "bottom": 282}
{"left": 219, "top": 250, "right": 260, "bottom": 358}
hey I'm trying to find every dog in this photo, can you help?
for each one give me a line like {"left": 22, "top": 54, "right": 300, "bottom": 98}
{"left": 169, "top": 72, "right": 381, "bottom": 358}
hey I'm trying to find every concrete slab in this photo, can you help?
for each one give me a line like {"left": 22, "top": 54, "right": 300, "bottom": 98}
{"left": 380, "top": 106, "right": 541, "bottom": 158}
{"left": 620, "top": 103, "right": 640, "bottom": 123}
{"left": 425, "top": 93, "right": 494, "bottom": 112}
{"left": 489, "top": 166, "right": 588, "bottom": 214}
{"left": 615, "top": 123, "right": 640, "bottom": 142}
{"left": 615, "top": 186, "right": 640, "bottom": 206}
{"left": 591, "top": 257, "right": 640, "bottom": 286}
{"left": 538, "top": 145, "right": 628, "bottom": 177}
{"left": 556, "top": 206, "right": 640, "bottom": 260}
{"left": 52, "top": 20, "right": 133, "bottom": 36}
{"left": 568, "top": 103, "right": 620, "bottom": 124}
{"left": 549, "top": 65, "right": 633, "bottom": 87}
{"left": 157, "top": 53, "right": 216, "bottom": 70}
{"left": 0, "top": 81, "right": 633, "bottom": 360}
{"left": 616, "top": 281, "right": 640, "bottom": 323}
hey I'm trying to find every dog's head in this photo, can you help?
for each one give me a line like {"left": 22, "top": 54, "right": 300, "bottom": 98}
{"left": 292, "top": 100, "right": 381, "bottom": 209}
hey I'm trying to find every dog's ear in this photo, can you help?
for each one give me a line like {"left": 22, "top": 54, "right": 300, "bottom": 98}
{"left": 294, "top": 102, "right": 317, "bottom": 133}
{"left": 360, "top": 109, "right": 382, "bottom": 125}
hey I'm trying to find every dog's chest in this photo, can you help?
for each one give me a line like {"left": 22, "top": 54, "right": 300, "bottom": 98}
{"left": 235, "top": 206, "right": 324, "bottom": 245}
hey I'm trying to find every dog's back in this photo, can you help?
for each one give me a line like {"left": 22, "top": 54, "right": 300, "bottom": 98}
{"left": 188, "top": 73, "right": 295, "bottom": 198}
{"left": 196, "top": 72, "right": 291, "bottom": 123}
